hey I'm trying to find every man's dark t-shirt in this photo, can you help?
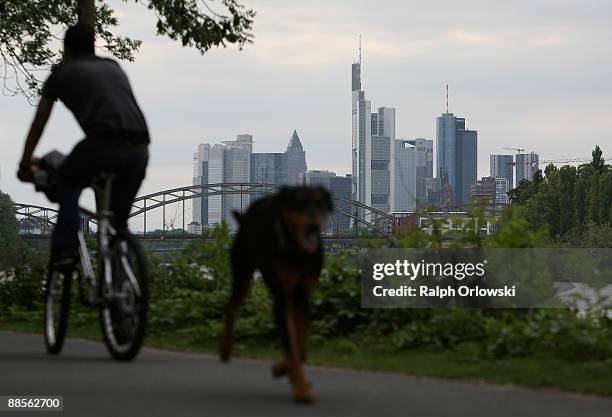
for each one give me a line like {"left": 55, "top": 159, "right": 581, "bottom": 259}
{"left": 42, "top": 55, "right": 149, "bottom": 142}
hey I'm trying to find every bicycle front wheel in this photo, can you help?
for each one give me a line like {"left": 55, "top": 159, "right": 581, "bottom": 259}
{"left": 99, "top": 232, "right": 148, "bottom": 361}
{"left": 44, "top": 269, "right": 72, "bottom": 354}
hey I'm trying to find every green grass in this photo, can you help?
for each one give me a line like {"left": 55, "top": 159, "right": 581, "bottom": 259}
{"left": 2, "top": 313, "right": 611, "bottom": 397}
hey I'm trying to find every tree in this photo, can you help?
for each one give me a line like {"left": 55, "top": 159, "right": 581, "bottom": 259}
{"left": 0, "top": 190, "right": 20, "bottom": 268}
{"left": 544, "top": 163, "right": 557, "bottom": 177}
{"left": 0, "top": 0, "right": 255, "bottom": 102}
{"left": 508, "top": 179, "right": 533, "bottom": 204}
{"left": 510, "top": 146, "right": 610, "bottom": 243}
{"left": 558, "top": 165, "right": 577, "bottom": 234}
{"left": 592, "top": 145, "right": 605, "bottom": 173}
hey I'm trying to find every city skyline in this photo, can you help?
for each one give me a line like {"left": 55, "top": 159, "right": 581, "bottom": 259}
{"left": 1, "top": 0, "right": 610, "bottom": 219}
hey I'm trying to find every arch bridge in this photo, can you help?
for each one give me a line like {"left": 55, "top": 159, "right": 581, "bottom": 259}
{"left": 15, "top": 183, "right": 398, "bottom": 237}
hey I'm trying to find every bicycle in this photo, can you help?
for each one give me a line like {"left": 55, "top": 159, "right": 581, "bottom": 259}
{"left": 30, "top": 150, "right": 148, "bottom": 361}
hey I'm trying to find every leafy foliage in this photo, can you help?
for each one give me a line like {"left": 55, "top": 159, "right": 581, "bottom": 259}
{"left": 510, "top": 146, "right": 612, "bottom": 244}
{"left": 0, "top": 191, "right": 21, "bottom": 269}
{"left": 0, "top": 0, "right": 255, "bottom": 101}
{"left": 1, "top": 202, "right": 610, "bottom": 362}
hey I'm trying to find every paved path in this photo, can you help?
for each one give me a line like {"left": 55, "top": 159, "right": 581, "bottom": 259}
{"left": 0, "top": 331, "right": 610, "bottom": 416}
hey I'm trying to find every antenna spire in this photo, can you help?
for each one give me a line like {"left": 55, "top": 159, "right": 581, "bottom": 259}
{"left": 445, "top": 84, "right": 449, "bottom": 113}
{"left": 359, "top": 34, "right": 362, "bottom": 65}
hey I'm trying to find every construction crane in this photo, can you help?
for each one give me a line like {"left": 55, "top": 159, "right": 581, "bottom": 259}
{"left": 503, "top": 147, "right": 525, "bottom": 153}
{"left": 164, "top": 203, "right": 181, "bottom": 231}
{"left": 506, "top": 158, "right": 591, "bottom": 168}
{"left": 509, "top": 158, "right": 591, "bottom": 167}
{"left": 521, "top": 158, "right": 590, "bottom": 165}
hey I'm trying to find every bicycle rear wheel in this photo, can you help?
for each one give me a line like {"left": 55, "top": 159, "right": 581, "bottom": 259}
{"left": 44, "top": 269, "right": 72, "bottom": 354}
{"left": 99, "top": 232, "right": 148, "bottom": 361}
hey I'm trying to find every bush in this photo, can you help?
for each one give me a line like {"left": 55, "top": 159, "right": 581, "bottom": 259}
{"left": 1, "top": 218, "right": 610, "bottom": 364}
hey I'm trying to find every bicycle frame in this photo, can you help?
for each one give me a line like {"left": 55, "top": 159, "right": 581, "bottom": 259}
{"left": 76, "top": 175, "right": 141, "bottom": 306}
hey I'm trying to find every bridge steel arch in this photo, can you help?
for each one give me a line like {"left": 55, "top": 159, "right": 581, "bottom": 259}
{"left": 14, "top": 203, "right": 100, "bottom": 236}
{"left": 14, "top": 203, "right": 59, "bottom": 236}
{"left": 131, "top": 183, "right": 397, "bottom": 236}
{"left": 16, "top": 183, "right": 398, "bottom": 237}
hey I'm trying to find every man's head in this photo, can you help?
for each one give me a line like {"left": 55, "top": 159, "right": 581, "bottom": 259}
{"left": 64, "top": 25, "right": 95, "bottom": 59}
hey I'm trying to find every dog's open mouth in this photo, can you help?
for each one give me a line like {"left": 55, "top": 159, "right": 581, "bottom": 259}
{"left": 298, "top": 232, "right": 320, "bottom": 253}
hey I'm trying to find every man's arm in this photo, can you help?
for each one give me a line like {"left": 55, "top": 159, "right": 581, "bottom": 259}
{"left": 18, "top": 97, "right": 54, "bottom": 180}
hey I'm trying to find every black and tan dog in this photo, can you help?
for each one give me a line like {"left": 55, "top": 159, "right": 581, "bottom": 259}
{"left": 219, "top": 186, "right": 332, "bottom": 403}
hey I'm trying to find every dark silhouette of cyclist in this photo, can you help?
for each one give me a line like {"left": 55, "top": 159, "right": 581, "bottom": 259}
{"left": 18, "top": 25, "right": 149, "bottom": 267}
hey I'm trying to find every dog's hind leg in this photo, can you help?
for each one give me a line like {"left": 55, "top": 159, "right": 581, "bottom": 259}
{"left": 294, "top": 285, "right": 310, "bottom": 363}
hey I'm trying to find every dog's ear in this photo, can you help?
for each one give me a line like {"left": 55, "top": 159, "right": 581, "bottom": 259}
{"left": 232, "top": 210, "right": 244, "bottom": 224}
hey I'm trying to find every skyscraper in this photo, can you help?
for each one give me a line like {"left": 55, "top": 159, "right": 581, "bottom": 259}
{"left": 192, "top": 143, "right": 211, "bottom": 225}
{"left": 250, "top": 153, "right": 288, "bottom": 185}
{"left": 302, "top": 170, "right": 351, "bottom": 233}
{"left": 351, "top": 49, "right": 399, "bottom": 215}
{"left": 494, "top": 177, "right": 510, "bottom": 208}
{"left": 515, "top": 152, "right": 539, "bottom": 185}
{"left": 394, "top": 139, "right": 417, "bottom": 212}
{"left": 425, "top": 177, "right": 441, "bottom": 207}
{"left": 371, "top": 107, "right": 396, "bottom": 212}
{"left": 207, "top": 144, "right": 227, "bottom": 227}
{"left": 351, "top": 63, "right": 372, "bottom": 206}
{"left": 370, "top": 134, "right": 391, "bottom": 212}
{"left": 436, "top": 112, "right": 478, "bottom": 208}
{"left": 286, "top": 130, "right": 307, "bottom": 185}
{"left": 329, "top": 175, "right": 352, "bottom": 233}
{"left": 407, "top": 138, "right": 434, "bottom": 207}
{"left": 490, "top": 154, "right": 514, "bottom": 189}
{"left": 222, "top": 135, "right": 253, "bottom": 230}
{"left": 192, "top": 134, "right": 253, "bottom": 231}
{"left": 458, "top": 129, "right": 478, "bottom": 207}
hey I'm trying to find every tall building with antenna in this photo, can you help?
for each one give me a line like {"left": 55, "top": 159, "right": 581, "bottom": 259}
{"left": 436, "top": 85, "right": 478, "bottom": 208}
{"left": 351, "top": 36, "right": 372, "bottom": 207}
{"left": 351, "top": 37, "right": 397, "bottom": 214}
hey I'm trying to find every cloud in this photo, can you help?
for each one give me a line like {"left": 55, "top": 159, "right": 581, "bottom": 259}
{"left": 243, "top": 32, "right": 438, "bottom": 69}
{"left": 1, "top": 0, "right": 611, "bottom": 216}
{"left": 529, "top": 34, "right": 569, "bottom": 47}
{"left": 446, "top": 30, "right": 505, "bottom": 47}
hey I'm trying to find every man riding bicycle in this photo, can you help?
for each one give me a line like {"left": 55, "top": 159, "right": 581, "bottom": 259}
{"left": 17, "top": 25, "right": 149, "bottom": 269}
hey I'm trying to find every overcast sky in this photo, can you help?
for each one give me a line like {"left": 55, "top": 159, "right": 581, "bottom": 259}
{"left": 1, "top": 0, "right": 611, "bottom": 228}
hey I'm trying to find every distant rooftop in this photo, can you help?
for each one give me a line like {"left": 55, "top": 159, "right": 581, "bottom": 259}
{"left": 287, "top": 130, "right": 304, "bottom": 151}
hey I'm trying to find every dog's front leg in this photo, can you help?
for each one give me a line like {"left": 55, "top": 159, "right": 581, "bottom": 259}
{"left": 286, "top": 299, "right": 315, "bottom": 403}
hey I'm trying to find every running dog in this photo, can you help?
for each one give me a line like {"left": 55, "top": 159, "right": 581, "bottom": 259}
{"left": 219, "top": 186, "right": 332, "bottom": 403}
